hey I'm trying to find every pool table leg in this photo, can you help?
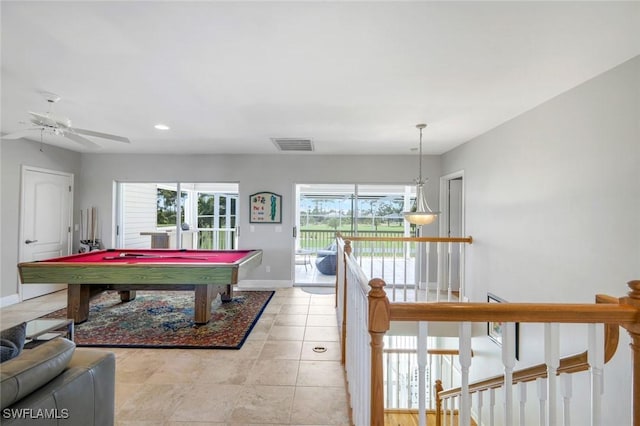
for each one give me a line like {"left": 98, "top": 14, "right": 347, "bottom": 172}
{"left": 119, "top": 290, "right": 137, "bottom": 302}
{"left": 194, "top": 284, "right": 215, "bottom": 324}
{"left": 67, "top": 284, "right": 90, "bottom": 324}
{"left": 220, "top": 284, "right": 233, "bottom": 302}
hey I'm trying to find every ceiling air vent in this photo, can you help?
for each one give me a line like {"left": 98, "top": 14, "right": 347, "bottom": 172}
{"left": 271, "top": 138, "right": 314, "bottom": 152}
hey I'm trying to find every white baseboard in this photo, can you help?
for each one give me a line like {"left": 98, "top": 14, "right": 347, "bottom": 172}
{"left": 0, "top": 293, "right": 21, "bottom": 308}
{"left": 236, "top": 280, "right": 293, "bottom": 290}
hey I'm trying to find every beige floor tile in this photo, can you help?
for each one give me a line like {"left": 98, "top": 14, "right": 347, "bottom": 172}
{"left": 262, "top": 303, "right": 283, "bottom": 314}
{"left": 304, "top": 326, "right": 339, "bottom": 342}
{"left": 255, "top": 312, "right": 277, "bottom": 326}
{"left": 280, "top": 304, "right": 310, "bottom": 315}
{"left": 165, "top": 423, "right": 226, "bottom": 426}
{"left": 280, "top": 296, "right": 311, "bottom": 305}
{"left": 145, "top": 353, "right": 208, "bottom": 384}
{"left": 310, "top": 295, "right": 337, "bottom": 305}
{"left": 275, "top": 314, "right": 308, "bottom": 326}
{"left": 194, "top": 358, "right": 256, "bottom": 384}
{"left": 306, "top": 314, "right": 338, "bottom": 327}
{"left": 229, "top": 385, "right": 295, "bottom": 424}
{"left": 115, "top": 382, "right": 144, "bottom": 411}
{"left": 308, "top": 305, "right": 337, "bottom": 315}
{"left": 115, "top": 350, "right": 168, "bottom": 384}
{"left": 268, "top": 325, "right": 306, "bottom": 341}
{"left": 245, "top": 320, "right": 273, "bottom": 341}
{"left": 259, "top": 340, "right": 303, "bottom": 360}
{"left": 116, "top": 383, "right": 187, "bottom": 421}
{"left": 296, "top": 361, "right": 346, "bottom": 387}
{"left": 247, "top": 359, "right": 300, "bottom": 386}
{"left": 169, "top": 384, "right": 243, "bottom": 422}
{"left": 290, "top": 386, "right": 350, "bottom": 425}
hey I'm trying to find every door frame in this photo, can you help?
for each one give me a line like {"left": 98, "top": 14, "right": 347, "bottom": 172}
{"left": 439, "top": 170, "right": 465, "bottom": 295}
{"left": 19, "top": 165, "right": 74, "bottom": 300}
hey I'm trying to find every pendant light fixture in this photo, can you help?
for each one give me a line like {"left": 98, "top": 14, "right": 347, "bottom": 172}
{"left": 403, "top": 123, "right": 439, "bottom": 225}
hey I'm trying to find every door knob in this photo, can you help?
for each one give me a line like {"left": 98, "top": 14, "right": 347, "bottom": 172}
{"left": 25, "top": 239, "right": 38, "bottom": 244}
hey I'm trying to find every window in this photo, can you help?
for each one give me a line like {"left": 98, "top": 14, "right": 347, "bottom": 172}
{"left": 118, "top": 182, "right": 238, "bottom": 249}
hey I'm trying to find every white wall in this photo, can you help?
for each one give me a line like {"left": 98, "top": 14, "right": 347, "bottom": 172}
{"left": 0, "top": 140, "right": 82, "bottom": 300}
{"left": 441, "top": 56, "right": 640, "bottom": 425}
{"left": 75, "top": 153, "right": 440, "bottom": 283}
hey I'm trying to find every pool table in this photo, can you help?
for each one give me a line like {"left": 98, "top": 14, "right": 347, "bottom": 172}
{"left": 18, "top": 248, "right": 262, "bottom": 324}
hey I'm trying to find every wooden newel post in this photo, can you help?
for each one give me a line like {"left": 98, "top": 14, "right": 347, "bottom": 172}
{"left": 368, "top": 278, "right": 390, "bottom": 426}
{"left": 435, "top": 379, "right": 444, "bottom": 426}
{"left": 622, "top": 280, "right": 640, "bottom": 426}
{"left": 344, "top": 240, "right": 352, "bottom": 256}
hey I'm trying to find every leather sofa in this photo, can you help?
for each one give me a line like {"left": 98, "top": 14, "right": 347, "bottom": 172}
{"left": 1, "top": 338, "right": 115, "bottom": 426}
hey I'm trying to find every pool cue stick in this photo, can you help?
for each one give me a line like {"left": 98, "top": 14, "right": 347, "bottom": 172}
{"left": 102, "top": 253, "right": 213, "bottom": 260}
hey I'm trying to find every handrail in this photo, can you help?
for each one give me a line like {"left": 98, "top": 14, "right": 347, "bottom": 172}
{"left": 337, "top": 232, "right": 473, "bottom": 244}
{"left": 388, "top": 301, "right": 638, "bottom": 323}
{"left": 438, "top": 296, "right": 620, "bottom": 399}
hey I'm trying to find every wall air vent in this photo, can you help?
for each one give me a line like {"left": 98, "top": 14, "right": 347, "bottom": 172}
{"left": 271, "top": 138, "right": 314, "bottom": 152}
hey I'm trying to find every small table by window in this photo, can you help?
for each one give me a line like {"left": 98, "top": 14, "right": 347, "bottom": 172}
{"left": 25, "top": 318, "right": 74, "bottom": 345}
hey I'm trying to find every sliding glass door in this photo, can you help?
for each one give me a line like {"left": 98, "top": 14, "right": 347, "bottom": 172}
{"left": 294, "top": 183, "right": 416, "bottom": 285}
{"left": 116, "top": 182, "right": 238, "bottom": 250}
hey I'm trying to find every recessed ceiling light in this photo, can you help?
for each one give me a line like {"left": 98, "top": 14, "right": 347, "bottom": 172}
{"left": 154, "top": 124, "right": 170, "bottom": 130}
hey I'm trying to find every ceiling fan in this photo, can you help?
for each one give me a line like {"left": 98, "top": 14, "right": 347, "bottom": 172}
{"left": 2, "top": 92, "right": 130, "bottom": 149}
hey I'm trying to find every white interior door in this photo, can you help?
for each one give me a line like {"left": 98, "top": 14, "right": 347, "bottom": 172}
{"left": 20, "top": 166, "right": 73, "bottom": 300}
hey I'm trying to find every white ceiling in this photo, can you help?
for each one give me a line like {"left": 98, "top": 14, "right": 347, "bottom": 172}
{"left": 1, "top": 1, "right": 638, "bottom": 155}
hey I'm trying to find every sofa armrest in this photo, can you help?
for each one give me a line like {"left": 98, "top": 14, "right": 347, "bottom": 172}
{"left": 1, "top": 337, "right": 75, "bottom": 409}
{"left": 1, "top": 348, "right": 115, "bottom": 426}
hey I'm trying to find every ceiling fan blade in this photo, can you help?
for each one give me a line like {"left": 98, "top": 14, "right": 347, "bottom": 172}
{"left": 1, "top": 128, "right": 44, "bottom": 139}
{"left": 2, "top": 130, "right": 33, "bottom": 139}
{"left": 64, "top": 132, "right": 102, "bottom": 149}
{"left": 28, "top": 111, "right": 58, "bottom": 127}
{"left": 72, "top": 127, "right": 130, "bottom": 143}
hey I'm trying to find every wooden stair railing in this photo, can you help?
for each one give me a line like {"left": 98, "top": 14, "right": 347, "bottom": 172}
{"left": 367, "top": 279, "right": 640, "bottom": 426}
{"left": 435, "top": 295, "right": 621, "bottom": 426}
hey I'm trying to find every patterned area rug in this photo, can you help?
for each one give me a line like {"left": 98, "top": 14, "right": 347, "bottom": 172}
{"left": 41, "top": 290, "right": 274, "bottom": 349}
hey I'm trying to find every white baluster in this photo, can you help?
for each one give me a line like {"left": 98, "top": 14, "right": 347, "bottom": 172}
{"left": 450, "top": 395, "right": 456, "bottom": 426}
{"left": 503, "top": 322, "right": 517, "bottom": 425}
{"left": 443, "top": 398, "right": 449, "bottom": 425}
{"left": 385, "top": 349, "right": 392, "bottom": 408}
{"left": 458, "top": 242, "right": 465, "bottom": 300}
{"left": 490, "top": 388, "right": 496, "bottom": 426}
{"left": 545, "top": 323, "right": 560, "bottom": 426}
{"left": 436, "top": 242, "right": 442, "bottom": 302}
{"left": 447, "top": 241, "right": 453, "bottom": 301}
{"left": 459, "top": 322, "right": 472, "bottom": 425}
{"left": 477, "top": 390, "right": 484, "bottom": 426}
{"left": 588, "top": 323, "right": 604, "bottom": 426}
{"left": 561, "top": 373, "right": 572, "bottom": 426}
{"left": 418, "top": 322, "right": 428, "bottom": 426}
{"left": 424, "top": 241, "right": 430, "bottom": 301}
{"left": 519, "top": 381, "right": 527, "bottom": 426}
{"left": 537, "top": 377, "right": 548, "bottom": 426}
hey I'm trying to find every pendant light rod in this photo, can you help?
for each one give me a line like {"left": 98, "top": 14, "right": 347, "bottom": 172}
{"left": 403, "top": 123, "right": 439, "bottom": 225}
{"left": 416, "top": 123, "right": 426, "bottom": 183}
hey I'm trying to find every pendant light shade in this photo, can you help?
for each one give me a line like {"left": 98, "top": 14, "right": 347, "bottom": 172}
{"left": 404, "top": 123, "right": 439, "bottom": 225}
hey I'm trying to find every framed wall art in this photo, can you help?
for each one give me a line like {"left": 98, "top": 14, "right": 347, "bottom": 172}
{"left": 250, "top": 191, "right": 282, "bottom": 223}
{"left": 487, "top": 293, "right": 520, "bottom": 360}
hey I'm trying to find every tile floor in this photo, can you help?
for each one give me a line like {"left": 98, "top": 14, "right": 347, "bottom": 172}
{"left": 0, "top": 287, "right": 352, "bottom": 425}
